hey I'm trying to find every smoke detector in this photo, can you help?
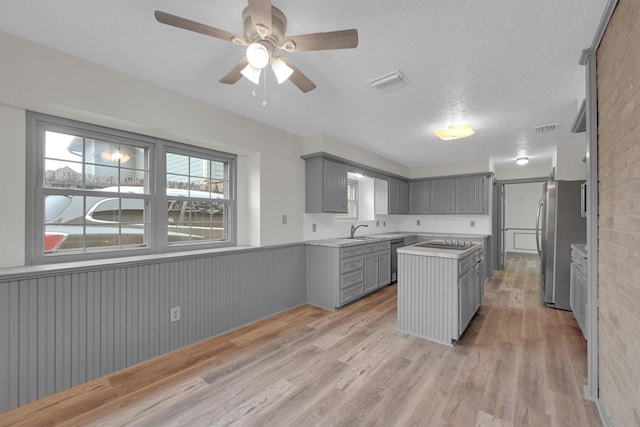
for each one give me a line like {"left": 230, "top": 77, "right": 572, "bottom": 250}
{"left": 368, "top": 70, "right": 409, "bottom": 93}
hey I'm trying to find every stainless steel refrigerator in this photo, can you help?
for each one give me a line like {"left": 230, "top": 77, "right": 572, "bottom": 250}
{"left": 535, "top": 180, "right": 586, "bottom": 310}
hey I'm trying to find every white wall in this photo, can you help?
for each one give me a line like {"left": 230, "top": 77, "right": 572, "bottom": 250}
{"left": 504, "top": 182, "right": 543, "bottom": 255}
{"left": 302, "top": 134, "right": 409, "bottom": 177}
{"left": 409, "top": 158, "right": 493, "bottom": 179}
{"left": 399, "top": 214, "right": 491, "bottom": 235}
{"left": 555, "top": 142, "right": 587, "bottom": 180}
{"left": 0, "top": 31, "right": 305, "bottom": 267}
{"left": 494, "top": 162, "right": 552, "bottom": 180}
{"left": 0, "top": 104, "right": 26, "bottom": 268}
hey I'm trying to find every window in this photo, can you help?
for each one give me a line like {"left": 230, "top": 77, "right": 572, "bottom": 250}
{"left": 336, "top": 179, "right": 359, "bottom": 220}
{"left": 26, "top": 112, "right": 236, "bottom": 264}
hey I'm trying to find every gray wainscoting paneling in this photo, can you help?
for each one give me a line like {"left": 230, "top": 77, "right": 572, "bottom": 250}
{"left": 0, "top": 244, "right": 306, "bottom": 413}
{"left": 397, "top": 254, "right": 458, "bottom": 346}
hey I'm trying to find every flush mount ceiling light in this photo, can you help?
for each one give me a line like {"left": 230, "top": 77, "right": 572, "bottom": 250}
{"left": 433, "top": 124, "right": 476, "bottom": 141}
{"left": 516, "top": 156, "right": 529, "bottom": 165}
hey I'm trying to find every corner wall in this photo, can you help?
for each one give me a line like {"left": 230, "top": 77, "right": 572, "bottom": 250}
{"left": 596, "top": 1, "right": 640, "bottom": 425}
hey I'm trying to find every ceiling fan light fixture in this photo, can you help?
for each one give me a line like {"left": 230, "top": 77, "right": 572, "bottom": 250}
{"left": 516, "top": 156, "right": 529, "bottom": 165}
{"left": 433, "top": 124, "right": 476, "bottom": 141}
{"left": 271, "top": 57, "right": 294, "bottom": 84}
{"left": 240, "top": 63, "right": 261, "bottom": 84}
{"left": 246, "top": 43, "right": 270, "bottom": 69}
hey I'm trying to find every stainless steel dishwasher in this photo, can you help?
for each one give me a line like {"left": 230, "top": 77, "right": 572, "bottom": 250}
{"left": 390, "top": 238, "right": 404, "bottom": 282}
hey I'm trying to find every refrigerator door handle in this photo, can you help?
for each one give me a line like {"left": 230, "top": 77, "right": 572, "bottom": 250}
{"left": 535, "top": 198, "right": 543, "bottom": 257}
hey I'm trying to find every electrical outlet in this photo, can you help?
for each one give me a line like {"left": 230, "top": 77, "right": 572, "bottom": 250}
{"left": 383, "top": 221, "right": 386, "bottom": 227}
{"left": 417, "top": 219, "right": 421, "bottom": 226}
{"left": 312, "top": 223, "right": 317, "bottom": 232}
{"left": 376, "top": 220, "right": 380, "bottom": 227}
{"left": 282, "top": 214, "right": 287, "bottom": 225}
{"left": 470, "top": 220, "right": 476, "bottom": 227}
{"left": 170, "top": 306, "right": 181, "bottom": 322}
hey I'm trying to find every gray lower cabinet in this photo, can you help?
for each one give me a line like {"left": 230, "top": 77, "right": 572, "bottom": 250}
{"left": 458, "top": 248, "right": 483, "bottom": 336}
{"left": 364, "top": 246, "right": 379, "bottom": 293}
{"left": 397, "top": 245, "right": 483, "bottom": 345}
{"left": 570, "top": 246, "right": 587, "bottom": 339}
{"left": 307, "top": 241, "right": 391, "bottom": 310}
{"left": 304, "top": 156, "right": 348, "bottom": 213}
{"left": 378, "top": 240, "right": 391, "bottom": 288}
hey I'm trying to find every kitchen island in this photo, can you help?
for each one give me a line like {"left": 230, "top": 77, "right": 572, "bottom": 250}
{"left": 397, "top": 241, "right": 483, "bottom": 346}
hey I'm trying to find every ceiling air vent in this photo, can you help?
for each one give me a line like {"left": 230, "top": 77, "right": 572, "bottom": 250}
{"left": 368, "top": 70, "right": 409, "bottom": 93}
{"left": 534, "top": 123, "right": 559, "bottom": 134}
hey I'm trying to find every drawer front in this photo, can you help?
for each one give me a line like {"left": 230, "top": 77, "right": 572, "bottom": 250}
{"left": 459, "top": 254, "right": 475, "bottom": 275}
{"left": 341, "top": 246, "right": 364, "bottom": 259}
{"left": 378, "top": 240, "right": 391, "bottom": 250}
{"left": 364, "top": 243, "right": 379, "bottom": 253}
{"left": 341, "top": 269, "right": 364, "bottom": 289}
{"left": 341, "top": 255, "right": 364, "bottom": 274}
{"left": 339, "top": 282, "right": 364, "bottom": 306}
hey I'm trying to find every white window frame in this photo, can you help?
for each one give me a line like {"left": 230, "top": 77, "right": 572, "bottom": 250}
{"left": 335, "top": 179, "right": 359, "bottom": 220}
{"left": 26, "top": 112, "right": 236, "bottom": 265}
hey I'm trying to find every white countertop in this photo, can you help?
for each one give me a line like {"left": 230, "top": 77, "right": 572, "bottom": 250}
{"left": 398, "top": 242, "right": 482, "bottom": 259}
{"left": 306, "top": 231, "right": 489, "bottom": 248}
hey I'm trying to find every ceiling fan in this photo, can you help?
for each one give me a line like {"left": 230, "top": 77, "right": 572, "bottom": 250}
{"left": 154, "top": 0, "right": 359, "bottom": 93}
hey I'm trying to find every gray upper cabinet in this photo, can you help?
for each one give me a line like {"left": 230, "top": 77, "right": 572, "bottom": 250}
{"left": 455, "top": 175, "right": 487, "bottom": 214}
{"left": 429, "top": 178, "right": 455, "bottom": 214}
{"left": 374, "top": 178, "right": 389, "bottom": 215}
{"left": 388, "top": 177, "right": 409, "bottom": 214}
{"left": 304, "top": 157, "right": 348, "bottom": 213}
{"left": 409, "top": 180, "right": 431, "bottom": 214}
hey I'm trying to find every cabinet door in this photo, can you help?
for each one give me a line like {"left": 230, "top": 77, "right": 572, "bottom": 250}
{"left": 323, "top": 160, "right": 348, "bottom": 212}
{"left": 364, "top": 252, "right": 379, "bottom": 293}
{"left": 388, "top": 177, "right": 409, "bottom": 214}
{"left": 409, "top": 180, "right": 431, "bottom": 213}
{"left": 430, "top": 178, "right": 455, "bottom": 214}
{"left": 455, "top": 176, "right": 487, "bottom": 214}
{"left": 374, "top": 178, "right": 389, "bottom": 215}
{"left": 378, "top": 250, "right": 391, "bottom": 288}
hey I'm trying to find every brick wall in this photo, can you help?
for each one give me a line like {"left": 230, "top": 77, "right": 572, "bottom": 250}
{"left": 597, "top": 1, "right": 640, "bottom": 425}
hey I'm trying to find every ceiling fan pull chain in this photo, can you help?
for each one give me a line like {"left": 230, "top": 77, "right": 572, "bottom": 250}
{"left": 262, "top": 70, "right": 268, "bottom": 107}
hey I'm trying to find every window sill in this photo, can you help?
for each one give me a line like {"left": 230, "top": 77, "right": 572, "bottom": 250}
{"left": 0, "top": 243, "right": 303, "bottom": 281}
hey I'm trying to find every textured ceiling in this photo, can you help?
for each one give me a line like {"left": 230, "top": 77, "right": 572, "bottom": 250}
{"left": 0, "top": 0, "right": 608, "bottom": 168}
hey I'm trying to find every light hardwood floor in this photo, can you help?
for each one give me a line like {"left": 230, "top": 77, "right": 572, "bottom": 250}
{"left": 1, "top": 256, "right": 601, "bottom": 426}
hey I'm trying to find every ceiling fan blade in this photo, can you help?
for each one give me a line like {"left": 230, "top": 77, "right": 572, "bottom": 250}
{"left": 154, "top": 10, "right": 245, "bottom": 44}
{"left": 283, "top": 29, "right": 358, "bottom": 52}
{"left": 280, "top": 58, "right": 316, "bottom": 93}
{"left": 247, "top": 0, "right": 272, "bottom": 37}
{"left": 219, "top": 58, "right": 250, "bottom": 84}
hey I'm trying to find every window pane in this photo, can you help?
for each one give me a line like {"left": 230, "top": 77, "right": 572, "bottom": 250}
{"left": 44, "top": 160, "right": 84, "bottom": 188}
{"left": 166, "top": 153, "right": 189, "bottom": 175}
{"left": 44, "top": 194, "right": 147, "bottom": 252}
{"left": 166, "top": 152, "right": 227, "bottom": 199}
{"left": 167, "top": 200, "right": 226, "bottom": 244}
{"left": 45, "top": 131, "right": 83, "bottom": 161}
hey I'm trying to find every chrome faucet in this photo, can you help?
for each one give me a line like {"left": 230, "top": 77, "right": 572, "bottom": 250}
{"left": 350, "top": 223, "right": 369, "bottom": 238}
